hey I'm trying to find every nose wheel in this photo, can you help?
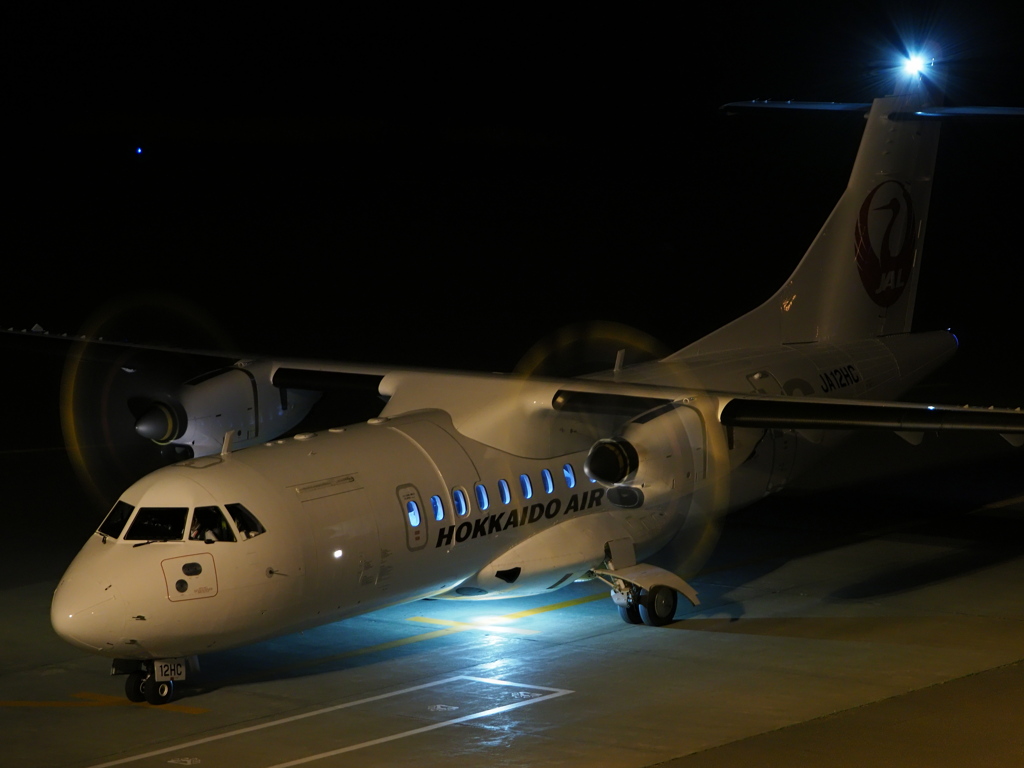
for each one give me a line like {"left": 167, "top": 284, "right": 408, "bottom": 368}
{"left": 125, "top": 671, "right": 148, "bottom": 703}
{"left": 124, "top": 670, "right": 177, "bottom": 704}
{"left": 145, "top": 678, "right": 175, "bottom": 705}
{"left": 115, "top": 659, "right": 190, "bottom": 705}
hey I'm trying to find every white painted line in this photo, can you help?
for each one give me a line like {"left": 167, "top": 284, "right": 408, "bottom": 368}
{"left": 267, "top": 677, "right": 572, "bottom": 768}
{"left": 86, "top": 676, "right": 572, "bottom": 768}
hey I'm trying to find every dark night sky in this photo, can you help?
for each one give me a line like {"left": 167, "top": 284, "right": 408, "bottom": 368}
{"left": 5, "top": 4, "right": 1024, "bottom": 500}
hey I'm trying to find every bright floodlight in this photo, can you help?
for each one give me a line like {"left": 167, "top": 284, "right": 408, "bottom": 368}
{"left": 903, "top": 55, "right": 926, "bottom": 76}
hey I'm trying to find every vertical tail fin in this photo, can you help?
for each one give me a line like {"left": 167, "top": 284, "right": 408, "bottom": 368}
{"left": 676, "top": 74, "right": 942, "bottom": 357}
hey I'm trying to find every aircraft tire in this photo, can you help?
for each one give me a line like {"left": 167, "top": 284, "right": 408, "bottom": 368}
{"left": 639, "top": 586, "right": 677, "bottom": 627}
{"left": 618, "top": 604, "right": 642, "bottom": 624}
{"left": 125, "top": 672, "right": 148, "bottom": 703}
{"left": 145, "top": 678, "right": 175, "bottom": 705}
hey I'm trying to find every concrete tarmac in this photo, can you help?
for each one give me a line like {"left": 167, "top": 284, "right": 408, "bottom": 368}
{"left": 3, "top": 437, "right": 1024, "bottom": 768}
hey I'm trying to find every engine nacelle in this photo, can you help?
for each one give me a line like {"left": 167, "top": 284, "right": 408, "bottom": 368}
{"left": 134, "top": 360, "right": 320, "bottom": 456}
{"left": 584, "top": 401, "right": 706, "bottom": 509}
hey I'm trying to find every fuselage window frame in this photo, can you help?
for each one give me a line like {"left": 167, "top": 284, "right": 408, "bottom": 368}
{"left": 541, "top": 468, "right": 554, "bottom": 494}
{"left": 498, "top": 479, "right": 511, "bottom": 505}
{"left": 430, "top": 494, "right": 445, "bottom": 522}
{"left": 563, "top": 463, "right": 576, "bottom": 489}
{"left": 474, "top": 483, "right": 489, "bottom": 511}
{"left": 519, "top": 473, "right": 533, "bottom": 500}
{"left": 406, "top": 500, "right": 422, "bottom": 527}
{"left": 453, "top": 487, "right": 470, "bottom": 517}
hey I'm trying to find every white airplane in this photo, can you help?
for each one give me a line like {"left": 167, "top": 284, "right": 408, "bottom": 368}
{"left": 44, "top": 58, "right": 1024, "bottom": 705}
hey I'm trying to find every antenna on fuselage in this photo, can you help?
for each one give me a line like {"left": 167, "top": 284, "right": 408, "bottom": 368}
{"left": 221, "top": 430, "right": 235, "bottom": 455}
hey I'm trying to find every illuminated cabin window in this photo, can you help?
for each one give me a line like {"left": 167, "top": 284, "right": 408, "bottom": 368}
{"left": 406, "top": 500, "right": 421, "bottom": 527}
{"left": 189, "top": 506, "right": 236, "bottom": 542}
{"left": 541, "top": 469, "right": 554, "bottom": 494}
{"left": 430, "top": 495, "right": 445, "bottom": 522}
{"left": 563, "top": 464, "right": 576, "bottom": 488}
{"left": 498, "top": 479, "right": 511, "bottom": 505}
{"left": 124, "top": 507, "right": 188, "bottom": 541}
{"left": 453, "top": 488, "right": 469, "bottom": 516}
{"left": 225, "top": 503, "right": 266, "bottom": 538}
{"left": 99, "top": 500, "right": 135, "bottom": 539}
{"left": 520, "top": 474, "right": 533, "bottom": 499}
{"left": 475, "top": 483, "right": 489, "bottom": 511}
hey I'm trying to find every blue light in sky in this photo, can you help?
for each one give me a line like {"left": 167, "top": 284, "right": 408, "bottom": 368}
{"left": 136, "top": 147, "right": 142, "bottom": 154}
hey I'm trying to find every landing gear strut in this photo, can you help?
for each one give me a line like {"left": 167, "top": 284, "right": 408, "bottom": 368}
{"left": 616, "top": 587, "right": 643, "bottom": 624}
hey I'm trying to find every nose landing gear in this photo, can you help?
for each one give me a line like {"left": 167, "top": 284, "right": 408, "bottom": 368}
{"left": 124, "top": 671, "right": 176, "bottom": 704}
{"left": 114, "top": 657, "right": 192, "bottom": 705}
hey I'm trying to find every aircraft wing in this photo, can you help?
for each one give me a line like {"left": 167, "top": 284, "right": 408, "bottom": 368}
{"left": 718, "top": 395, "right": 1024, "bottom": 433}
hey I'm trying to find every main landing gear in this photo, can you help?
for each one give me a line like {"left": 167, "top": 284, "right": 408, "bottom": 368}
{"left": 612, "top": 584, "right": 679, "bottom": 626}
{"left": 114, "top": 657, "right": 194, "bottom": 705}
{"left": 595, "top": 562, "right": 699, "bottom": 627}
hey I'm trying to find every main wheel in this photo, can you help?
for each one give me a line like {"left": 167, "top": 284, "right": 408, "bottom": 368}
{"left": 145, "top": 678, "right": 175, "bottom": 705}
{"left": 125, "top": 672, "right": 148, "bottom": 703}
{"left": 618, "top": 604, "right": 642, "bottom": 624}
{"left": 639, "top": 585, "right": 677, "bottom": 627}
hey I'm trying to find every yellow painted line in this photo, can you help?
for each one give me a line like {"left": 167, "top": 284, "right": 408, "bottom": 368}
{"left": 406, "top": 616, "right": 540, "bottom": 634}
{"left": 0, "top": 691, "right": 207, "bottom": 715}
{"left": 238, "top": 590, "right": 607, "bottom": 685}
{"left": 497, "top": 591, "right": 607, "bottom": 619}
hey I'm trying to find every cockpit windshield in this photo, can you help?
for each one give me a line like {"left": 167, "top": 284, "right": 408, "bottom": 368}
{"left": 101, "top": 501, "right": 266, "bottom": 542}
{"left": 124, "top": 507, "right": 189, "bottom": 541}
{"left": 98, "top": 500, "right": 135, "bottom": 539}
{"left": 189, "top": 505, "right": 236, "bottom": 542}
{"left": 225, "top": 503, "right": 266, "bottom": 538}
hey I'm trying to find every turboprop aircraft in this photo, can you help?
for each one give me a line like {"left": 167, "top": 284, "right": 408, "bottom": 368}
{"left": 45, "top": 57, "right": 1024, "bottom": 705}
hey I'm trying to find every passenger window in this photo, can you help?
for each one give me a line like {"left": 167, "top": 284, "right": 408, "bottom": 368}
{"left": 99, "top": 500, "right": 134, "bottom": 539}
{"left": 453, "top": 488, "right": 469, "bottom": 516}
{"left": 498, "top": 479, "right": 511, "bottom": 505}
{"left": 431, "top": 495, "right": 445, "bottom": 522}
{"left": 225, "top": 503, "right": 266, "bottom": 539}
{"left": 563, "top": 464, "right": 576, "bottom": 488}
{"left": 475, "top": 483, "right": 489, "bottom": 511}
{"left": 190, "top": 506, "right": 236, "bottom": 542}
{"left": 541, "top": 469, "right": 554, "bottom": 494}
{"left": 520, "top": 474, "right": 533, "bottom": 499}
{"left": 124, "top": 507, "right": 188, "bottom": 541}
{"left": 406, "top": 500, "right": 421, "bottom": 527}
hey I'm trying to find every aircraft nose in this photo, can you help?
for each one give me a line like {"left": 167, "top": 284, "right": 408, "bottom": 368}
{"left": 51, "top": 575, "right": 125, "bottom": 654}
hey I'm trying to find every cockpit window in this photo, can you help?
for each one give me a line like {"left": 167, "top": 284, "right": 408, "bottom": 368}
{"left": 190, "top": 506, "right": 237, "bottom": 542}
{"left": 98, "top": 500, "right": 135, "bottom": 539}
{"left": 124, "top": 507, "right": 188, "bottom": 541}
{"left": 225, "top": 503, "right": 266, "bottom": 539}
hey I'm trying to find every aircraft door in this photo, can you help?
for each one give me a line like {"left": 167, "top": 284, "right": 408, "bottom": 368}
{"left": 390, "top": 418, "right": 480, "bottom": 547}
{"left": 298, "top": 483, "right": 382, "bottom": 605}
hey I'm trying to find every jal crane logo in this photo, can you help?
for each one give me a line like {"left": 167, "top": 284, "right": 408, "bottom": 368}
{"left": 854, "top": 180, "right": 916, "bottom": 308}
